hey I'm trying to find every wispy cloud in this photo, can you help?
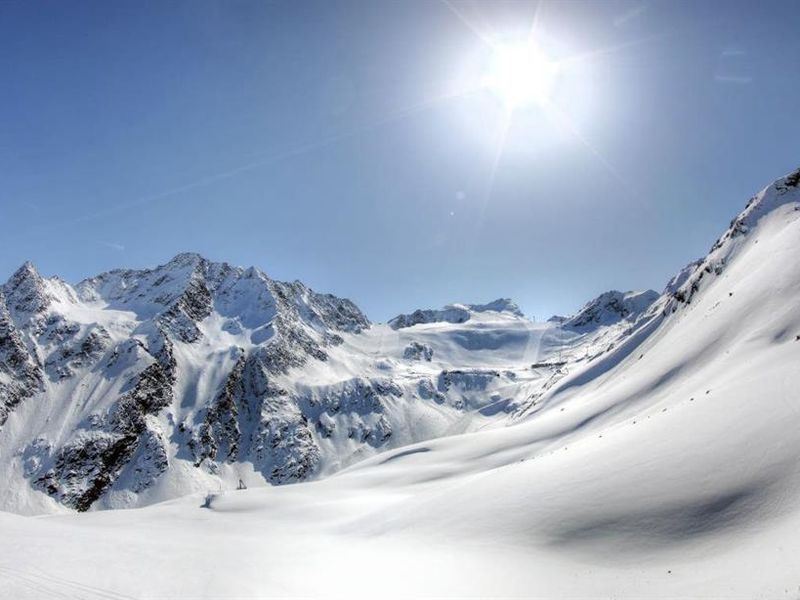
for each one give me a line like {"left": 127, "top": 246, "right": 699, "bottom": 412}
{"left": 613, "top": 3, "right": 647, "bottom": 28}
{"left": 721, "top": 47, "right": 746, "bottom": 58}
{"left": 7, "top": 91, "right": 459, "bottom": 247}
{"left": 99, "top": 241, "right": 125, "bottom": 251}
{"left": 714, "top": 74, "right": 753, "bottom": 85}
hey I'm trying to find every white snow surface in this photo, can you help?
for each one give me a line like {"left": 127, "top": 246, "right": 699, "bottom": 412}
{"left": 1, "top": 169, "right": 799, "bottom": 597}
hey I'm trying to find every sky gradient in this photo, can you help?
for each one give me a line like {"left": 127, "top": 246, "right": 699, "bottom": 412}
{"left": 2, "top": 0, "right": 799, "bottom": 321}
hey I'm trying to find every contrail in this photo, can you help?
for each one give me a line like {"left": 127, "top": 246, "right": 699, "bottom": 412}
{"left": 4, "top": 85, "right": 476, "bottom": 245}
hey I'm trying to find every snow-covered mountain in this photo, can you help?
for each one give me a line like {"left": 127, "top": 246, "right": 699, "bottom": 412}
{"left": 0, "top": 168, "right": 798, "bottom": 597}
{"left": 0, "top": 252, "right": 379, "bottom": 512}
{"left": 0, "top": 249, "right": 642, "bottom": 514}
{"left": 4, "top": 161, "right": 797, "bottom": 518}
{"left": 388, "top": 298, "right": 524, "bottom": 329}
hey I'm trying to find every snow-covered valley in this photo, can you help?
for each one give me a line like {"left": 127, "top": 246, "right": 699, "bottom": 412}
{"left": 1, "top": 168, "right": 799, "bottom": 598}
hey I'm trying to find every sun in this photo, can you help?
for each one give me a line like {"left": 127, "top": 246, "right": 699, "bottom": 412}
{"left": 482, "top": 41, "right": 559, "bottom": 109}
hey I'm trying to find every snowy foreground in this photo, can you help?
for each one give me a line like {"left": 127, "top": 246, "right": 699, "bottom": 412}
{"left": 1, "top": 170, "right": 800, "bottom": 598}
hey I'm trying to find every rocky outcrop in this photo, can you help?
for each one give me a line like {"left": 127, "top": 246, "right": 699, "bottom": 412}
{"left": 3, "top": 262, "right": 52, "bottom": 318}
{"left": 0, "top": 292, "right": 43, "bottom": 427}
{"left": 32, "top": 361, "right": 173, "bottom": 511}
{"left": 158, "top": 274, "right": 213, "bottom": 343}
{"left": 43, "top": 323, "right": 111, "bottom": 381}
{"left": 389, "top": 306, "right": 470, "bottom": 329}
{"left": 564, "top": 290, "right": 659, "bottom": 330}
{"left": 669, "top": 168, "right": 800, "bottom": 309}
{"left": 404, "top": 341, "right": 434, "bottom": 361}
{"left": 389, "top": 298, "right": 523, "bottom": 329}
{"left": 191, "top": 350, "right": 246, "bottom": 464}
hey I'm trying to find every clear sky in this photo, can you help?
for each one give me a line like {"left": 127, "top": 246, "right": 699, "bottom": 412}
{"left": 1, "top": 0, "right": 799, "bottom": 322}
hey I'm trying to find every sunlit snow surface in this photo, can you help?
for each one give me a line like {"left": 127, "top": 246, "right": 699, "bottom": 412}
{"left": 1, "top": 173, "right": 800, "bottom": 598}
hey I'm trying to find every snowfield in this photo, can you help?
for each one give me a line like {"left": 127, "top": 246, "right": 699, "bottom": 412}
{"left": 0, "top": 169, "right": 799, "bottom": 598}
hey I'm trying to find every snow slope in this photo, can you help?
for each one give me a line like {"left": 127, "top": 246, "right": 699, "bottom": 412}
{"left": 0, "top": 168, "right": 798, "bottom": 598}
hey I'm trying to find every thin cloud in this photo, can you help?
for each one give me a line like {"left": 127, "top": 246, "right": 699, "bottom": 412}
{"left": 99, "top": 241, "right": 125, "bottom": 251}
{"left": 714, "top": 74, "right": 753, "bottom": 84}
{"left": 613, "top": 4, "right": 647, "bottom": 28}
{"left": 8, "top": 90, "right": 460, "bottom": 245}
{"left": 721, "top": 47, "right": 746, "bottom": 58}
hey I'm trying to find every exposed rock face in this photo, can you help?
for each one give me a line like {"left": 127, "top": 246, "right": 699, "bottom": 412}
{"left": 469, "top": 298, "right": 524, "bottom": 317}
{"left": 0, "top": 292, "right": 43, "bottom": 427}
{"left": 404, "top": 341, "right": 433, "bottom": 361}
{"left": 159, "top": 274, "right": 213, "bottom": 343}
{"left": 191, "top": 350, "right": 246, "bottom": 464}
{"left": 564, "top": 290, "right": 659, "bottom": 330}
{"left": 389, "top": 298, "right": 523, "bottom": 329}
{"left": 43, "top": 323, "right": 111, "bottom": 381}
{"left": 253, "top": 411, "right": 320, "bottom": 484}
{"left": 389, "top": 306, "right": 471, "bottom": 330}
{"left": 33, "top": 361, "right": 173, "bottom": 511}
{"left": 4, "top": 262, "right": 53, "bottom": 317}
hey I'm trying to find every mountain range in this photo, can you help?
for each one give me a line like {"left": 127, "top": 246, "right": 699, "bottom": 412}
{"left": 0, "top": 240, "right": 665, "bottom": 513}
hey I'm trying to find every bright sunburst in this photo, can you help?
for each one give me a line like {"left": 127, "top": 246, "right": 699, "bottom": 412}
{"left": 482, "top": 41, "right": 559, "bottom": 109}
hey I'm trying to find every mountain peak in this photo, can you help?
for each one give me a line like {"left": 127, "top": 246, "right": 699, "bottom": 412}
{"left": 3, "top": 261, "right": 51, "bottom": 315}
{"left": 725, "top": 166, "right": 800, "bottom": 237}
{"left": 564, "top": 289, "right": 658, "bottom": 330}
{"left": 165, "top": 252, "right": 207, "bottom": 269}
{"left": 464, "top": 298, "right": 524, "bottom": 317}
{"left": 667, "top": 166, "right": 800, "bottom": 309}
{"left": 9, "top": 260, "right": 41, "bottom": 282}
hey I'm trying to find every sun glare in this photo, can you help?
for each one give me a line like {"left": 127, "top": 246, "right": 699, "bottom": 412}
{"left": 482, "top": 41, "right": 559, "bottom": 109}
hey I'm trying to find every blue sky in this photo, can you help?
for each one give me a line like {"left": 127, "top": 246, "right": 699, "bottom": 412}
{"left": 1, "top": 0, "right": 799, "bottom": 321}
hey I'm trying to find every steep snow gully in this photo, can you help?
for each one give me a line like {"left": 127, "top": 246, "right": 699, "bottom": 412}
{"left": 0, "top": 168, "right": 799, "bottom": 598}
